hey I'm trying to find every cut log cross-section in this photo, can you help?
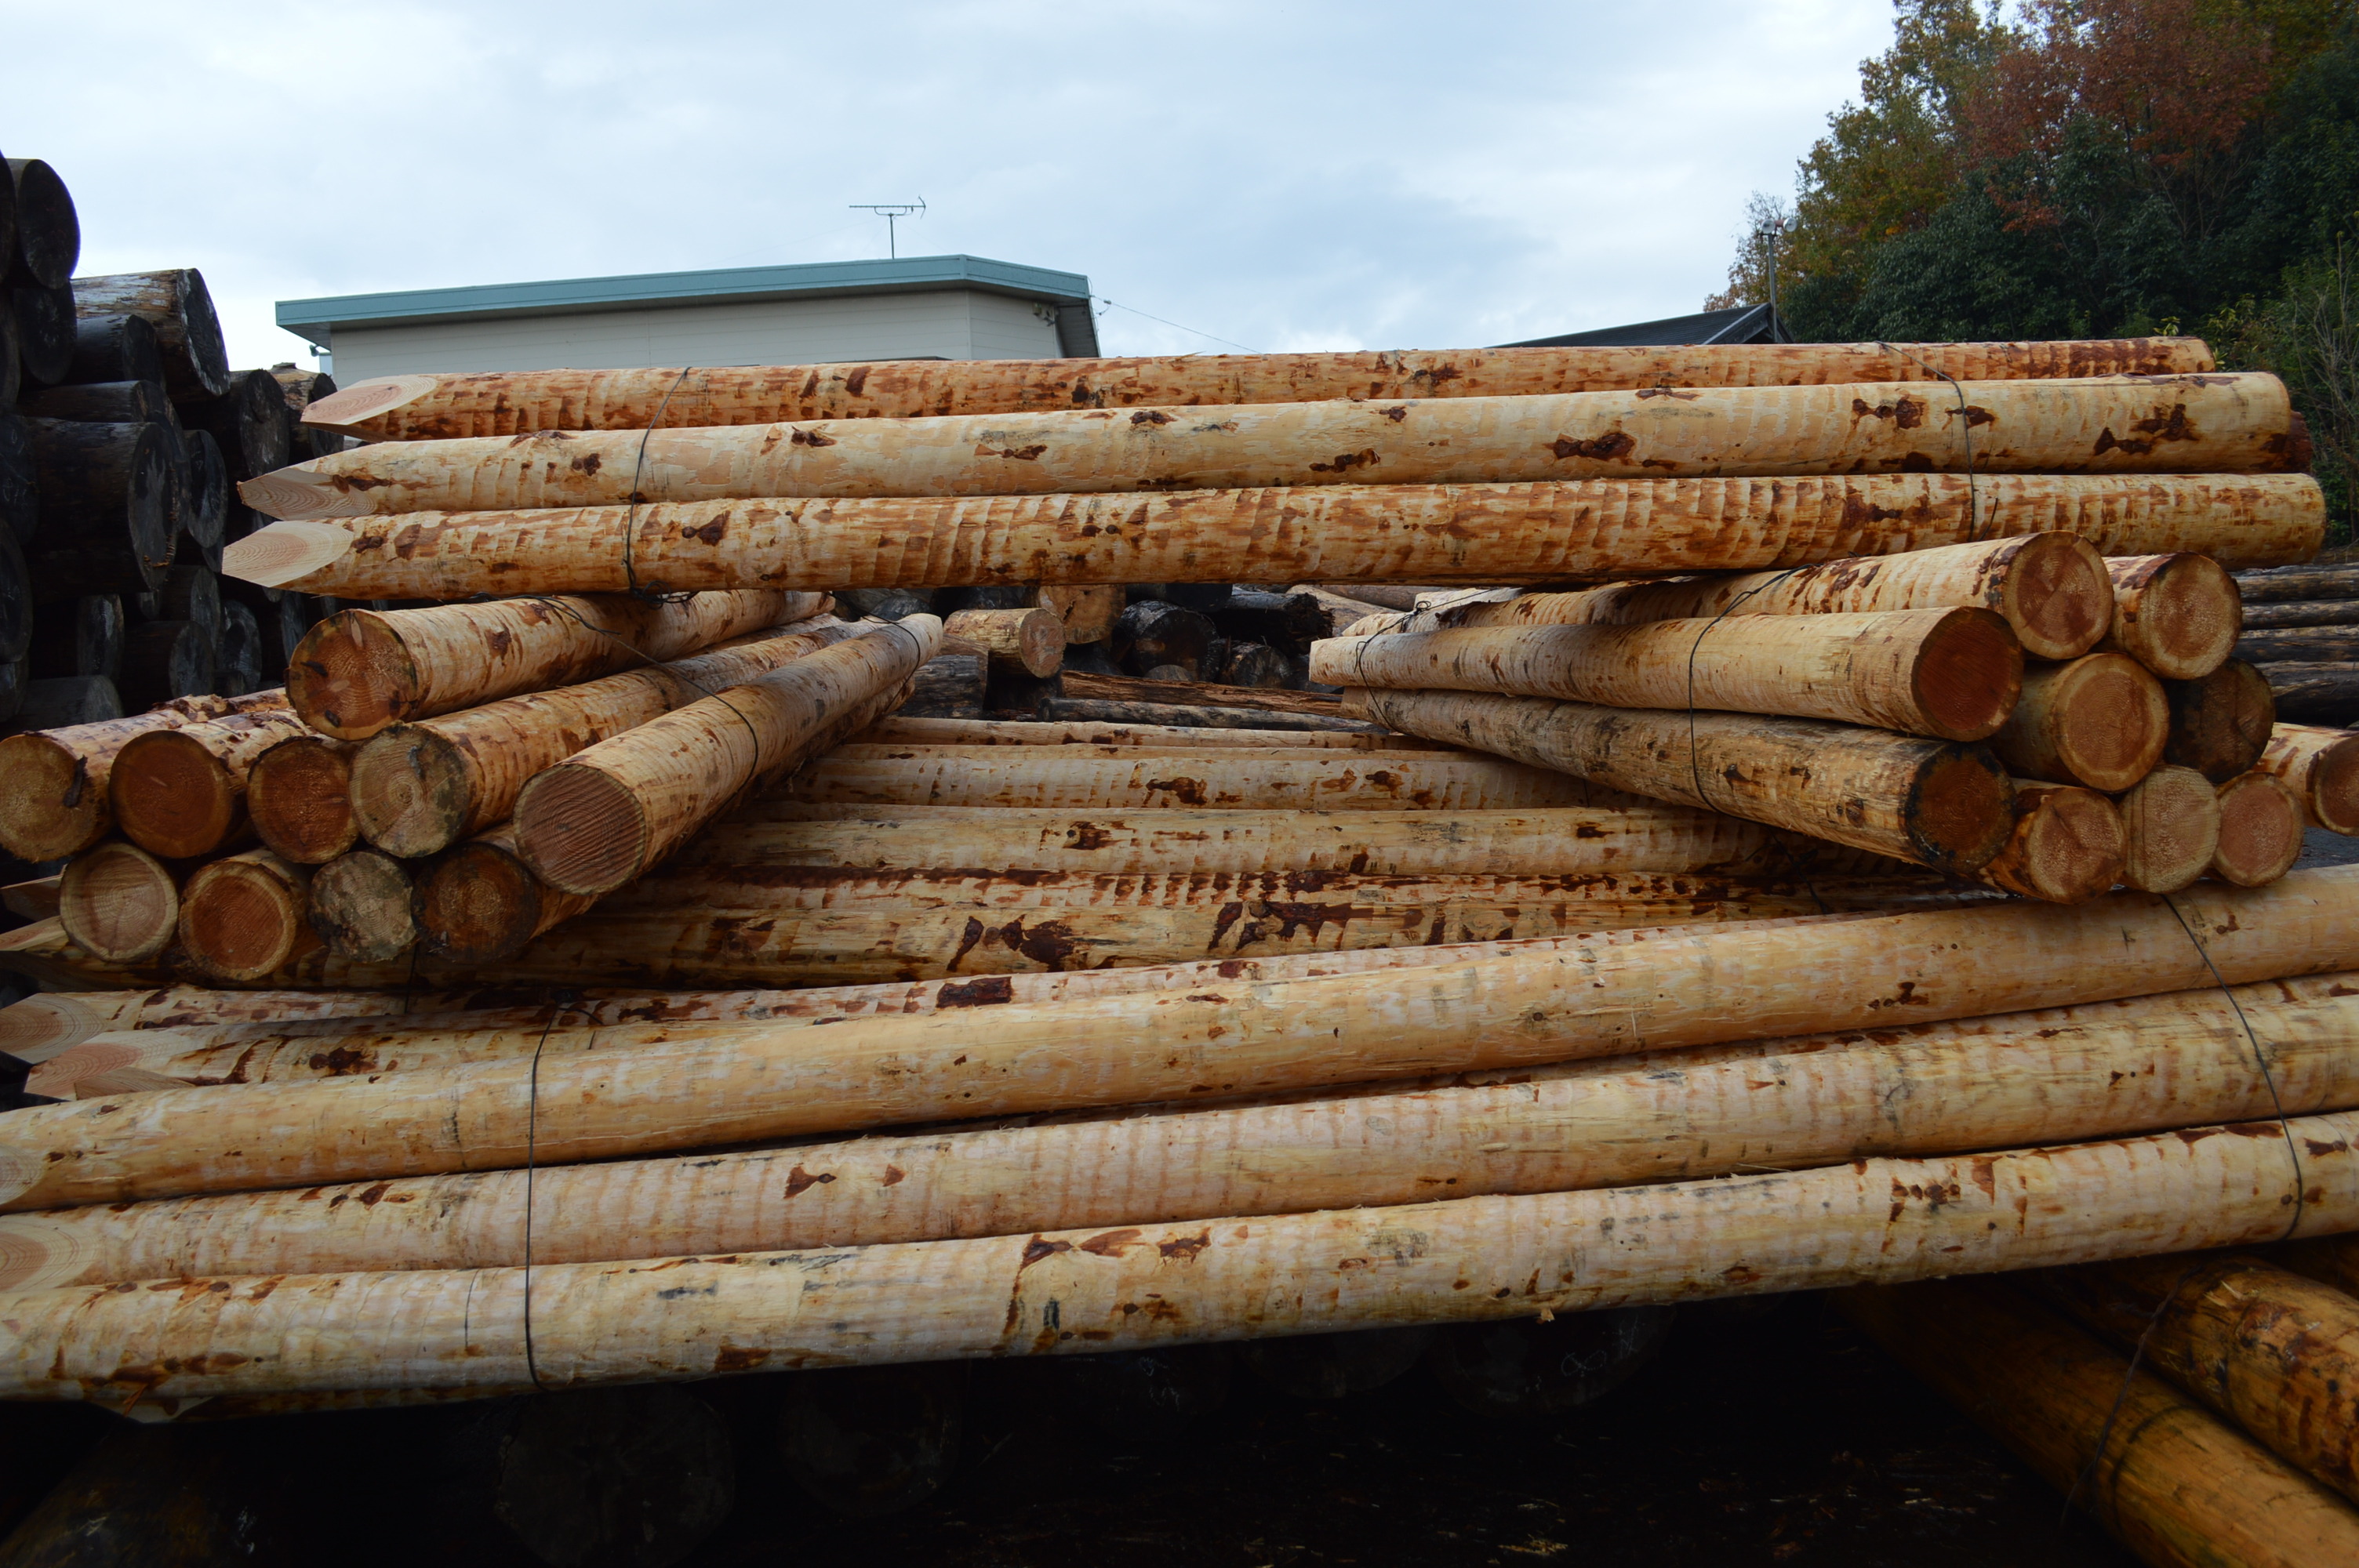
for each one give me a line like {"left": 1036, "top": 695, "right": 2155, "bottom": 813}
{"left": 109, "top": 706, "right": 314, "bottom": 860}
{"left": 306, "top": 850, "right": 417, "bottom": 964}
{"left": 940, "top": 606, "right": 1062, "bottom": 678}
{"left": 2212, "top": 771, "right": 2305, "bottom": 887}
{"left": 1990, "top": 652, "right": 2169, "bottom": 792}
{"left": 1342, "top": 687, "right": 2014, "bottom": 873}
{"left": 2165, "top": 659, "right": 2277, "bottom": 782}
{"left": 0, "top": 689, "right": 290, "bottom": 862}
{"left": 176, "top": 851, "right": 314, "bottom": 984}
{"left": 514, "top": 619, "right": 943, "bottom": 896}
{"left": 287, "top": 589, "right": 821, "bottom": 740}
{"left": 2257, "top": 724, "right": 2359, "bottom": 836}
{"left": 246, "top": 735, "right": 361, "bottom": 865}
{"left": 222, "top": 473, "right": 2327, "bottom": 602}
{"left": 2098, "top": 552, "right": 2243, "bottom": 680}
{"left": 413, "top": 830, "right": 596, "bottom": 965}
{"left": 1973, "top": 783, "right": 2127, "bottom": 905}
{"left": 55, "top": 841, "right": 180, "bottom": 964}
{"left": 1309, "top": 608, "right": 2023, "bottom": 742}
{"left": 2114, "top": 765, "right": 2221, "bottom": 894}
{"left": 69, "top": 270, "right": 229, "bottom": 402}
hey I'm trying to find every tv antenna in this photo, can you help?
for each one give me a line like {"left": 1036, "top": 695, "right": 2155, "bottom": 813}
{"left": 850, "top": 200, "right": 926, "bottom": 258}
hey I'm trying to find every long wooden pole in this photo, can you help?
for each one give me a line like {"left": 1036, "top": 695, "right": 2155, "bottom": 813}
{"left": 351, "top": 615, "right": 859, "bottom": 857}
{"left": 1837, "top": 1278, "right": 2359, "bottom": 1568}
{"left": 2116, "top": 765, "right": 2222, "bottom": 894}
{"left": 0, "top": 1109, "right": 2350, "bottom": 1405}
{"left": 2258, "top": 724, "right": 2359, "bottom": 836}
{"left": 300, "top": 340, "right": 2220, "bottom": 440}
{"left": 512, "top": 619, "right": 940, "bottom": 895}
{"left": 2097, "top": 553, "right": 2243, "bottom": 680}
{"left": 224, "top": 474, "right": 2324, "bottom": 602}
{"left": 0, "top": 690, "right": 288, "bottom": 862}
{"left": 852, "top": 715, "right": 1454, "bottom": 750}
{"left": 245, "top": 734, "right": 361, "bottom": 864}
{"left": 2, "top": 870, "right": 2353, "bottom": 1210}
{"left": 1990, "top": 652, "right": 2170, "bottom": 792}
{"left": 5, "top": 974, "right": 2351, "bottom": 1290}
{"left": 1309, "top": 608, "right": 2023, "bottom": 742}
{"left": 1339, "top": 686, "right": 2015, "bottom": 871}
{"left": 242, "top": 375, "right": 2302, "bottom": 522}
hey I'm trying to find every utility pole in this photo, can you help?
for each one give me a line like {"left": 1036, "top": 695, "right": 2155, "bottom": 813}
{"left": 850, "top": 201, "right": 927, "bottom": 259}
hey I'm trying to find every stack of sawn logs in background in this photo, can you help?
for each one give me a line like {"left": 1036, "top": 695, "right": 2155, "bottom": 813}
{"left": 0, "top": 337, "right": 2350, "bottom": 1564}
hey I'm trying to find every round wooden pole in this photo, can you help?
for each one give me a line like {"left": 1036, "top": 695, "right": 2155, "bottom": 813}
{"left": 55, "top": 841, "right": 180, "bottom": 964}
{"left": 245, "top": 734, "right": 360, "bottom": 864}
{"left": 306, "top": 849, "right": 416, "bottom": 963}
{"left": 2257, "top": 724, "right": 2359, "bottom": 835}
{"left": 176, "top": 850, "right": 314, "bottom": 983}
{"left": 108, "top": 706, "right": 314, "bottom": 860}
{"left": 1990, "top": 652, "right": 2168, "bottom": 792}
{"left": 0, "top": 688, "right": 288, "bottom": 862}
{"left": 413, "top": 832, "right": 594, "bottom": 965}
{"left": 2099, "top": 553, "right": 2243, "bottom": 680}
{"left": 68, "top": 270, "right": 229, "bottom": 401}
{"left": 1973, "top": 783, "right": 2126, "bottom": 904}
{"left": 940, "top": 605, "right": 1062, "bottom": 677}
{"left": 2115, "top": 765, "right": 2222, "bottom": 894}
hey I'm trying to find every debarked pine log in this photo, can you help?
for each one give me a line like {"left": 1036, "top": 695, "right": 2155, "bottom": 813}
{"left": 298, "top": 341, "right": 2219, "bottom": 440}
{"left": 514, "top": 619, "right": 942, "bottom": 895}
{"left": 939, "top": 606, "right": 1062, "bottom": 677}
{"left": 289, "top": 589, "right": 822, "bottom": 740}
{"left": 2258, "top": 724, "right": 2359, "bottom": 836}
{"left": 1437, "top": 533, "right": 2111, "bottom": 662}
{"left": 55, "top": 840, "right": 180, "bottom": 964}
{"left": 1971, "top": 782, "right": 2126, "bottom": 904}
{"left": 245, "top": 734, "right": 361, "bottom": 864}
{"left": 1035, "top": 697, "right": 1388, "bottom": 734}
{"left": 176, "top": 851, "right": 314, "bottom": 984}
{"left": 107, "top": 705, "right": 315, "bottom": 860}
{"left": 1837, "top": 1277, "right": 2359, "bottom": 1568}
{"left": 1990, "top": 652, "right": 2169, "bottom": 792}
{"left": 305, "top": 849, "right": 416, "bottom": 964}
{"left": 2115, "top": 765, "right": 2222, "bottom": 894}
{"left": 412, "top": 829, "right": 593, "bottom": 965}
{"left": 1340, "top": 687, "right": 2014, "bottom": 872}
{"left": 1310, "top": 607, "right": 2022, "bottom": 742}
{"left": 1, "top": 871, "right": 2351, "bottom": 1210}
{"left": 223, "top": 474, "right": 2327, "bottom": 601}
{"left": 2096, "top": 552, "right": 2243, "bottom": 680}
{"left": 5, "top": 972, "right": 2352, "bottom": 1290}
{"left": 0, "top": 1108, "right": 2353, "bottom": 1406}
{"left": 351, "top": 615, "right": 860, "bottom": 858}
{"left": 851, "top": 715, "right": 1451, "bottom": 750}
{"left": 240, "top": 375, "right": 2305, "bottom": 521}
{"left": 0, "top": 688, "right": 288, "bottom": 862}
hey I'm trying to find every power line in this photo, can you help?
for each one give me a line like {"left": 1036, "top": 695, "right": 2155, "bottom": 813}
{"left": 1093, "top": 296, "right": 1259, "bottom": 354}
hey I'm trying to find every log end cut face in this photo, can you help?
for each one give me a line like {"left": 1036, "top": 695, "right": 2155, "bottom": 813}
{"left": 288, "top": 611, "right": 423, "bottom": 740}
{"left": 56, "top": 841, "right": 179, "bottom": 963}
{"left": 0, "top": 735, "right": 102, "bottom": 863}
{"left": 2212, "top": 773, "right": 2303, "bottom": 887}
{"left": 1903, "top": 746, "right": 2016, "bottom": 873}
{"left": 350, "top": 728, "right": 472, "bottom": 858}
{"left": 1910, "top": 608, "right": 2023, "bottom": 742}
{"left": 2116, "top": 765, "right": 2220, "bottom": 894}
{"left": 0, "top": 1215, "right": 93, "bottom": 1294}
{"left": 308, "top": 851, "right": 419, "bottom": 964}
{"left": 0, "top": 995, "right": 100, "bottom": 1064}
{"left": 2117, "top": 554, "right": 2242, "bottom": 680}
{"left": 179, "top": 859, "right": 307, "bottom": 982}
{"left": 2309, "top": 735, "right": 2359, "bottom": 837}
{"left": 2000, "top": 534, "right": 2112, "bottom": 661}
{"left": 2003, "top": 785, "right": 2128, "bottom": 903}
{"left": 514, "top": 764, "right": 653, "bottom": 896}
{"left": 249, "top": 739, "right": 358, "bottom": 864}
{"left": 2165, "top": 659, "right": 2277, "bottom": 783}
{"left": 108, "top": 731, "right": 239, "bottom": 861}
{"left": 220, "top": 521, "right": 355, "bottom": 590}
{"left": 2051, "top": 654, "right": 2170, "bottom": 793}
{"left": 414, "top": 840, "right": 539, "bottom": 964}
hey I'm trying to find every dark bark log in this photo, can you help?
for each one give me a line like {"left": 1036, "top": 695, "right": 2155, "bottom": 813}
{"left": 1059, "top": 637, "right": 1121, "bottom": 676}
{"left": 0, "top": 657, "right": 19, "bottom": 730}
{"left": 3, "top": 675, "right": 118, "bottom": 731}
{"left": 0, "top": 416, "right": 34, "bottom": 546}
{"left": 1314, "top": 583, "right": 1448, "bottom": 612}
{"left": 1210, "top": 589, "right": 1331, "bottom": 657}
{"left": 1062, "top": 668, "right": 1347, "bottom": 715}
{"left": 0, "top": 306, "right": 15, "bottom": 412}
{"left": 3, "top": 159, "right": 78, "bottom": 289}
{"left": 180, "top": 369, "right": 293, "bottom": 482}
{"left": 1036, "top": 695, "right": 1390, "bottom": 732}
{"left": 1055, "top": 1344, "right": 1233, "bottom": 1443}
{"left": 28, "top": 595, "right": 120, "bottom": 682}
{"left": 932, "top": 583, "right": 1036, "bottom": 613}
{"left": 2254, "top": 662, "right": 2359, "bottom": 726}
{"left": 11, "top": 282, "right": 73, "bottom": 388}
{"left": 1161, "top": 583, "right": 1233, "bottom": 611}
{"left": 902, "top": 652, "right": 984, "bottom": 717}
{"left": 179, "top": 430, "right": 227, "bottom": 550}
{"left": 1110, "top": 600, "right": 1217, "bottom": 678}
{"left": 0, "top": 1420, "right": 315, "bottom": 1567}
{"left": 62, "top": 314, "right": 162, "bottom": 389}
{"left": 2233, "top": 563, "right": 2359, "bottom": 604}
{"left": 16, "top": 379, "right": 176, "bottom": 430}
{"left": 0, "top": 1403, "right": 117, "bottom": 1548}
{"left": 70, "top": 270, "right": 228, "bottom": 401}
{"left": 2241, "top": 599, "right": 2359, "bottom": 629}
{"left": 0, "top": 530, "right": 25, "bottom": 666}
{"left": 136, "top": 566, "right": 220, "bottom": 646}
{"left": 1221, "top": 642, "right": 1292, "bottom": 688}
{"left": 267, "top": 594, "right": 324, "bottom": 671}
{"left": 2236, "top": 626, "right": 2359, "bottom": 663}
{"left": 1240, "top": 1327, "right": 1435, "bottom": 1399}
{"left": 216, "top": 601, "right": 262, "bottom": 697}
{"left": 777, "top": 1363, "right": 962, "bottom": 1519}
{"left": 834, "top": 586, "right": 936, "bottom": 620}
{"left": 2164, "top": 659, "right": 2277, "bottom": 781}
{"left": 118, "top": 620, "right": 214, "bottom": 710}
{"left": 20, "top": 419, "right": 173, "bottom": 600}
{"left": 1426, "top": 1306, "right": 1674, "bottom": 1416}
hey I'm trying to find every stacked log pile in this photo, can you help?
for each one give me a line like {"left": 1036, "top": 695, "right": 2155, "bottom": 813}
{"left": 2234, "top": 550, "right": 2359, "bottom": 724}
{"left": 0, "top": 336, "right": 2346, "bottom": 1561}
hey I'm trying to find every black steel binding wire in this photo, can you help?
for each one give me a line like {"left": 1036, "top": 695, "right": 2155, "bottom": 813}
{"left": 1877, "top": 342, "right": 1983, "bottom": 541}
{"left": 521, "top": 987, "right": 582, "bottom": 1392}
{"left": 622, "top": 367, "right": 697, "bottom": 603}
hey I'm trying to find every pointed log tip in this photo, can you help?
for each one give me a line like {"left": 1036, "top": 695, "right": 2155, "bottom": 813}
{"left": 0, "top": 1217, "right": 89, "bottom": 1292}
{"left": 0, "top": 995, "right": 100, "bottom": 1063}
{"left": 238, "top": 470, "right": 365, "bottom": 522}
{"left": 223, "top": 521, "right": 355, "bottom": 590}
{"left": 298, "top": 374, "right": 440, "bottom": 434}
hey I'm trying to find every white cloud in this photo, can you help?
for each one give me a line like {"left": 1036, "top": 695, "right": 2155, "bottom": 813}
{"left": 0, "top": 0, "right": 1896, "bottom": 368}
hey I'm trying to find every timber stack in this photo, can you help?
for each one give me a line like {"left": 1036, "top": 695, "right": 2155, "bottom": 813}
{"left": 0, "top": 335, "right": 2344, "bottom": 1563}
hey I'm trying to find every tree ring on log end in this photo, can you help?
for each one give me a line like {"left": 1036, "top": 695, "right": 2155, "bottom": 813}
{"left": 1904, "top": 746, "right": 2015, "bottom": 872}
{"left": 515, "top": 765, "right": 653, "bottom": 895}
{"left": 249, "top": 737, "right": 358, "bottom": 864}
{"left": 308, "top": 851, "right": 416, "bottom": 964}
{"left": 110, "top": 731, "right": 238, "bottom": 860}
{"left": 180, "top": 858, "right": 307, "bottom": 980}
{"left": 2124, "top": 555, "right": 2241, "bottom": 679}
{"left": 0, "top": 735, "right": 100, "bottom": 862}
{"left": 2052, "top": 654, "right": 2169, "bottom": 792}
{"left": 288, "top": 610, "right": 423, "bottom": 739}
{"left": 351, "top": 728, "right": 472, "bottom": 858}
{"left": 2001, "top": 533, "right": 2111, "bottom": 661}
{"left": 57, "top": 840, "right": 179, "bottom": 962}
{"left": 2116, "top": 766, "right": 2219, "bottom": 894}
{"left": 2311, "top": 736, "right": 2359, "bottom": 836}
{"left": 1910, "top": 608, "right": 2022, "bottom": 742}
{"left": 2212, "top": 773, "right": 2303, "bottom": 887}
{"left": 415, "top": 840, "right": 539, "bottom": 964}
{"left": 298, "top": 375, "right": 441, "bottom": 437}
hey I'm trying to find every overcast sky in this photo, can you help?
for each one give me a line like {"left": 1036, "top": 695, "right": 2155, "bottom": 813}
{"left": 2, "top": 0, "right": 1893, "bottom": 369}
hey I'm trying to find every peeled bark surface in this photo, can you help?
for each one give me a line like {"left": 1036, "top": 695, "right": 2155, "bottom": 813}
{"left": 245, "top": 734, "right": 359, "bottom": 864}
{"left": 1990, "top": 652, "right": 2168, "bottom": 792}
{"left": 176, "top": 850, "right": 313, "bottom": 983}
{"left": 68, "top": 270, "right": 228, "bottom": 401}
{"left": 2038, "top": 1254, "right": 2359, "bottom": 1508}
{"left": 1448, "top": 533, "right": 2112, "bottom": 662}
{"left": 350, "top": 615, "right": 856, "bottom": 858}
{"left": 0, "top": 688, "right": 287, "bottom": 862}
{"left": 413, "top": 830, "right": 593, "bottom": 964}
{"left": 853, "top": 715, "right": 1446, "bottom": 750}
{"left": 2098, "top": 552, "right": 2243, "bottom": 679}
{"left": 298, "top": 341, "right": 2221, "bottom": 439}
{"left": 1312, "top": 608, "right": 2022, "bottom": 742}
{"left": 2116, "top": 765, "right": 2222, "bottom": 893}
{"left": 224, "top": 473, "right": 2327, "bottom": 601}
{"left": 1037, "top": 697, "right": 1387, "bottom": 733}
{"left": 288, "top": 589, "right": 818, "bottom": 741}
{"left": 108, "top": 706, "right": 312, "bottom": 859}
{"left": 1037, "top": 584, "right": 1123, "bottom": 644}
{"left": 306, "top": 849, "right": 416, "bottom": 963}
{"left": 1062, "top": 670, "right": 1343, "bottom": 716}
{"left": 1343, "top": 687, "right": 2013, "bottom": 871}
{"left": 940, "top": 606, "right": 1062, "bottom": 678}
{"left": 1838, "top": 1278, "right": 2359, "bottom": 1568}
{"left": 241, "top": 375, "right": 2304, "bottom": 524}
{"left": 0, "top": 1107, "right": 2354, "bottom": 1406}
{"left": 2212, "top": 771, "right": 2304, "bottom": 887}
{"left": 2166, "top": 659, "right": 2278, "bottom": 780}
{"left": 55, "top": 841, "right": 179, "bottom": 964}
{"left": 0, "top": 870, "right": 2350, "bottom": 1210}
{"left": 2259, "top": 723, "right": 2359, "bottom": 835}
{"left": 10, "top": 973, "right": 2355, "bottom": 1289}
{"left": 778, "top": 744, "right": 1594, "bottom": 814}
{"left": 515, "top": 620, "right": 940, "bottom": 895}
{"left": 1972, "top": 782, "right": 2125, "bottom": 903}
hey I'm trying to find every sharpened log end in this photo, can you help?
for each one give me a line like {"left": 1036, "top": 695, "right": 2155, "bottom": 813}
{"left": 1905, "top": 746, "right": 2016, "bottom": 873}
{"left": 0, "top": 734, "right": 100, "bottom": 863}
{"left": 109, "top": 731, "right": 240, "bottom": 861}
{"left": 180, "top": 855, "right": 311, "bottom": 982}
{"left": 0, "top": 995, "right": 98, "bottom": 1063}
{"left": 287, "top": 611, "right": 422, "bottom": 740}
{"left": 514, "top": 765, "right": 652, "bottom": 896}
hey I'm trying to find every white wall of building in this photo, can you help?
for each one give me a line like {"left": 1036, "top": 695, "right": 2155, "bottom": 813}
{"left": 325, "top": 288, "right": 1064, "bottom": 380}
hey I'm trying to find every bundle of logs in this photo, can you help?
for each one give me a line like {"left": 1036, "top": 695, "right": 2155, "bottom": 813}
{"left": 2233, "top": 548, "right": 2359, "bottom": 725}
{"left": 0, "top": 336, "right": 2343, "bottom": 1565}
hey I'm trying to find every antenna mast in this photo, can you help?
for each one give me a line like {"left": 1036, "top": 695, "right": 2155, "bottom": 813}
{"left": 850, "top": 200, "right": 927, "bottom": 259}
